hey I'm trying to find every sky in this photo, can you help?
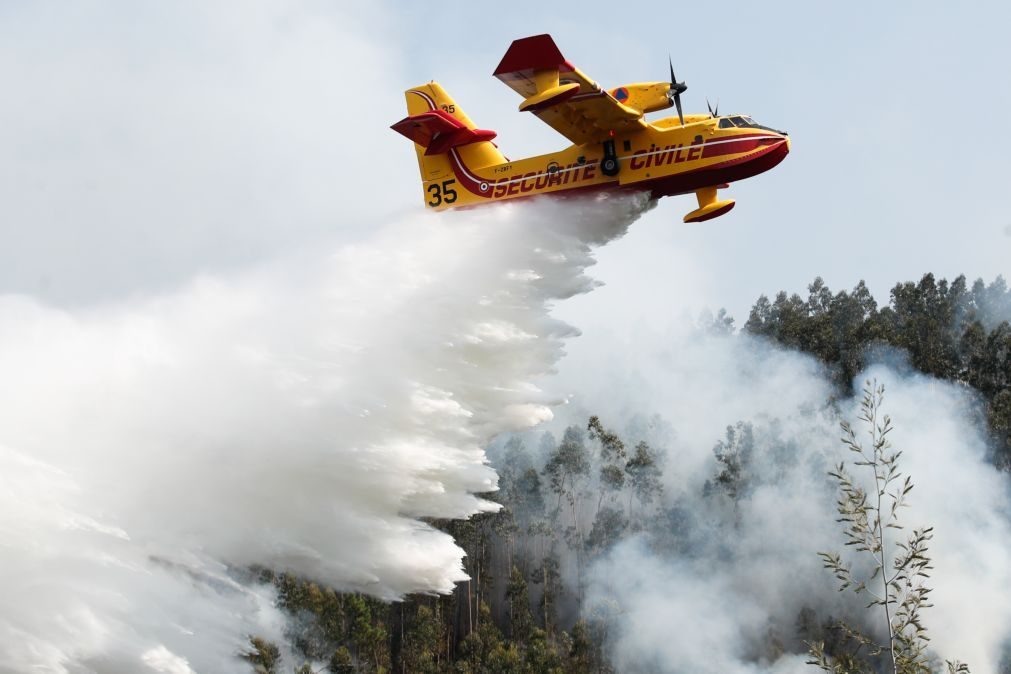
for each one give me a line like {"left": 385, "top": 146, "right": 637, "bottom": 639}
{"left": 2, "top": 0, "right": 1009, "bottom": 323}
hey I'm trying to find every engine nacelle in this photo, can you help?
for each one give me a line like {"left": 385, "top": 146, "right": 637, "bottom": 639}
{"left": 609, "top": 82, "right": 673, "bottom": 115}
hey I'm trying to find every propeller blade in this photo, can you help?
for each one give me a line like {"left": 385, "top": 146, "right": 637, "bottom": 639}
{"left": 707, "top": 98, "right": 714, "bottom": 118}
{"left": 666, "top": 56, "right": 686, "bottom": 125}
{"left": 714, "top": 98, "right": 719, "bottom": 117}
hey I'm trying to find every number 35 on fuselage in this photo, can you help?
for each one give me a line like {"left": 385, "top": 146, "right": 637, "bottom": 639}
{"left": 391, "top": 34, "right": 789, "bottom": 223}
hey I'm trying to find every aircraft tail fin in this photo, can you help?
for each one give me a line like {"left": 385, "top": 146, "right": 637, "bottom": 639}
{"left": 391, "top": 82, "right": 506, "bottom": 195}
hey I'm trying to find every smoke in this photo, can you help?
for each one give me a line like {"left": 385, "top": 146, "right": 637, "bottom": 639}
{"left": 0, "top": 193, "right": 651, "bottom": 672}
{"left": 0, "top": 0, "right": 408, "bottom": 303}
{"left": 560, "top": 324, "right": 1011, "bottom": 672}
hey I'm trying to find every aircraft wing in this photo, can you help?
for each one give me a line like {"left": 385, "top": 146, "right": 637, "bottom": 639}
{"left": 494, "top": 34, "right": 646, "bottom": 146}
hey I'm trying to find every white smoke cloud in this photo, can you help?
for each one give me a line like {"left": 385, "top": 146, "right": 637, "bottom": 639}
{"left": 566, "top": 325, "right": 1011, "bottom": 672}
{"left": 0, "top": 194, "right": 651, "bottom": 671}
{"left": 0, "top": 0, "right": 410, "bottom": 304}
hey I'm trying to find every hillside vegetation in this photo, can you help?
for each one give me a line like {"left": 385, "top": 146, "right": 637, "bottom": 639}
{"left": 246, "top": 274, "right": 1008, "bottom": 673}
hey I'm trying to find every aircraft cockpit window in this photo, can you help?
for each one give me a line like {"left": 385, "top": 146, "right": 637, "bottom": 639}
{"left": 718, "top": 118, "right": 736, "bottom": 128}
{"left": 730, "top": 116, "right": 750, "bottom": 127}
{"left": 740, "top": 116, "right": 757, "bottom": 126}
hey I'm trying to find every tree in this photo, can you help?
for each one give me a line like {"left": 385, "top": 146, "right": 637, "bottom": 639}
{"left": 587, "top": 416, "right": 627, "bottom": 513}
{"left": 703, "top": 421, "right": 754, "bottom": 502}
{"left": 523, "top": 627, "right": 564, "bottom": 674}
{"left": 543, "top": 425, "right": 591, "bottom": 550}
{"left": 329, "top": 646, "right": 353, "bottom": 672}
{"left": 242, "top": 637, "right": 280, "bottom": 674}
{"left": 402, "top": 605, "right": 440, "bottom": 674}
{"left": 505, "top": 565, "right": 534, "bottom": 644}
{"left": 504, "top": 463, "right": 546, "bottom": 531}
{"left": 528, "top": 536, "right": 561, "bottom": 636}
{"left": 585, "top": 505, "right": 628, "bottom": 556}
{"left": 566, "top": 620, "right": 595, "bottom": 674}
{"left": 746, "top": 274, "right": 1011, "bottom": 467}
{"left": 458, "top": 602, "right": 516, "bottom": 674}
{"left": 698, "top": 307, "right": 736, "bottom": 336}
{"left": 625, "top": 440, "right": 663, "bottom": 523}
{"left": 808, "top": 381, "right": 970, "bottom": 674}
{"left": 348, "top": 594, "right": 389, "bottom": 671}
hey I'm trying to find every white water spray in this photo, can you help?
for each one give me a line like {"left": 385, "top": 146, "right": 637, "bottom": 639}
{"left": 0, "top": 194, "right": 651, "bottom": 672}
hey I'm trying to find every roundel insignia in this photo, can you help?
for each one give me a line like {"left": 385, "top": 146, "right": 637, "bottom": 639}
{"left": 479, "top": 182, "right": 489, "bottom": 192}
{"left": 614, "top": 87, "right": 629, "bottom": 102}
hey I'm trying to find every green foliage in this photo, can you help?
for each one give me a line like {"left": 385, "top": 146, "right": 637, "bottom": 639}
{"left": 499, "top": 438, "right": 546, "bottom": 527}
{"left": 543, "top": 425, "right": 592, "bottom": 556}
{"left": 329, "top": 645, "right": 353, "bottom": 672}
{"left": 747, "top": 274, "right": 1011, "bottom": 465}
{"left": 522, "top": 628, "right": 563, "bottom": 674}
{"left": 506, "top": 566, "right": 534, "bottom": 644}
{"left": 809, "top": 381, "right": 969, "bottom": 674}
{"left": 625, "top": 440, "right": 662, "bottom": 509}
{"left": 566, "top": 620, "right": 595, "bottom": 673}
{"left": 703, "top": 421, "right": 754, "bottom": 502}
{"left": 242, "top": 636, "right": 280, "bottom": 674}
{"left": 544, "top": 426, "right": 591, "bottom": 503}
{"left": 530, "top": 550, "right": 561, "bottom": 637}
{"left": 747, "top": 277, "right": 879, "bottom": 383}
{"left": 245, "top": 415, "right": 678, "bottom": 673}
{"left": 237, "top": 272, "right": 1007, "bottom": 673}
{"left": 587, "top": 416, "right": 626, "bottom": 463}
{"left": 402, "top": 605, "right": 440, "bottom": 674}
{"left": 585, "top": 505, "right": 628, "bottom": 556}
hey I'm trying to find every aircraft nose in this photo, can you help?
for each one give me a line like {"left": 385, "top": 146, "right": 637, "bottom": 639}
{"left": 775, "top": 129, "right": 789, "bottom": 152}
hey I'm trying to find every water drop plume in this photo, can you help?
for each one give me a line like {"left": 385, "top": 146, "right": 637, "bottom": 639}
{"left": 0, "top": 193, "right": 652, "bottom": 671}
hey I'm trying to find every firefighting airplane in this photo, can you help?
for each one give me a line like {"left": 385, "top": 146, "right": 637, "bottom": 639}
{"left": 391, "top": 34, "right": 789, "bottom": 223}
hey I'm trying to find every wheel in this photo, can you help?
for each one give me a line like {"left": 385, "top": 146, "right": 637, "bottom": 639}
{"left": 600, "top": 156, "right": 619, "bottom": 177}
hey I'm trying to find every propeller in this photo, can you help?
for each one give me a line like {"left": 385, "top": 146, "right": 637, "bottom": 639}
{"left": 667, "top": 56, "right": 687, "bottom": 126}
{"left": 706, "top": 97, "right": 719, "bottom": 118}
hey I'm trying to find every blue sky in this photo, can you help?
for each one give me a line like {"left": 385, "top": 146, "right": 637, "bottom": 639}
{"left": 1, "top": 0, "right": 1008, "bottom": 323}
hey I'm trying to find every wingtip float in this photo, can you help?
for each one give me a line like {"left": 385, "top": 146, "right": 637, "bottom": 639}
{"left": 391, "top": 34, "right": 789, "bottom": 224}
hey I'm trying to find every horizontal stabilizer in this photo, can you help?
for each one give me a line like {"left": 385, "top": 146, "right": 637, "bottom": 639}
{"left": 390, "top": 110, "right": 497, "bottom": 156}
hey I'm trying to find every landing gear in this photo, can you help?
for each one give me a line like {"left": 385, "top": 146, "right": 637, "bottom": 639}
{"left": 600, "top": 139, "right": 620, "bottom": 177}
{"left": 683, "top": 185, "right": 735, "bottom": 223}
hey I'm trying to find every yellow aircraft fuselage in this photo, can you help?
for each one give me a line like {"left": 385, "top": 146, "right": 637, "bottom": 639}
{"left": 393, "top": 36, "right": 789, "bottom": 223}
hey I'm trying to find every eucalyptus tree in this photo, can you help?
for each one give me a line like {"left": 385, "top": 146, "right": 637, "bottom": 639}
{"left": 809, "top": 382, "right": 970, "bottom": 674}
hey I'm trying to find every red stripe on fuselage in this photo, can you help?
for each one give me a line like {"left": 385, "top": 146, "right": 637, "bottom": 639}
{"left": 648, "top": 138, "right": 789, "bottom": 198}
{"left": 701, "top": 134, "right": 781, "bottom": 160}
{"left": 442, "top": 134, "right": 788, "bottom": 205}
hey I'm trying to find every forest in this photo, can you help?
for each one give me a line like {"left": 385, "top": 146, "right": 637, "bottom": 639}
{"left": 244, "top": 273, "right": 1010, "bottom": 673}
